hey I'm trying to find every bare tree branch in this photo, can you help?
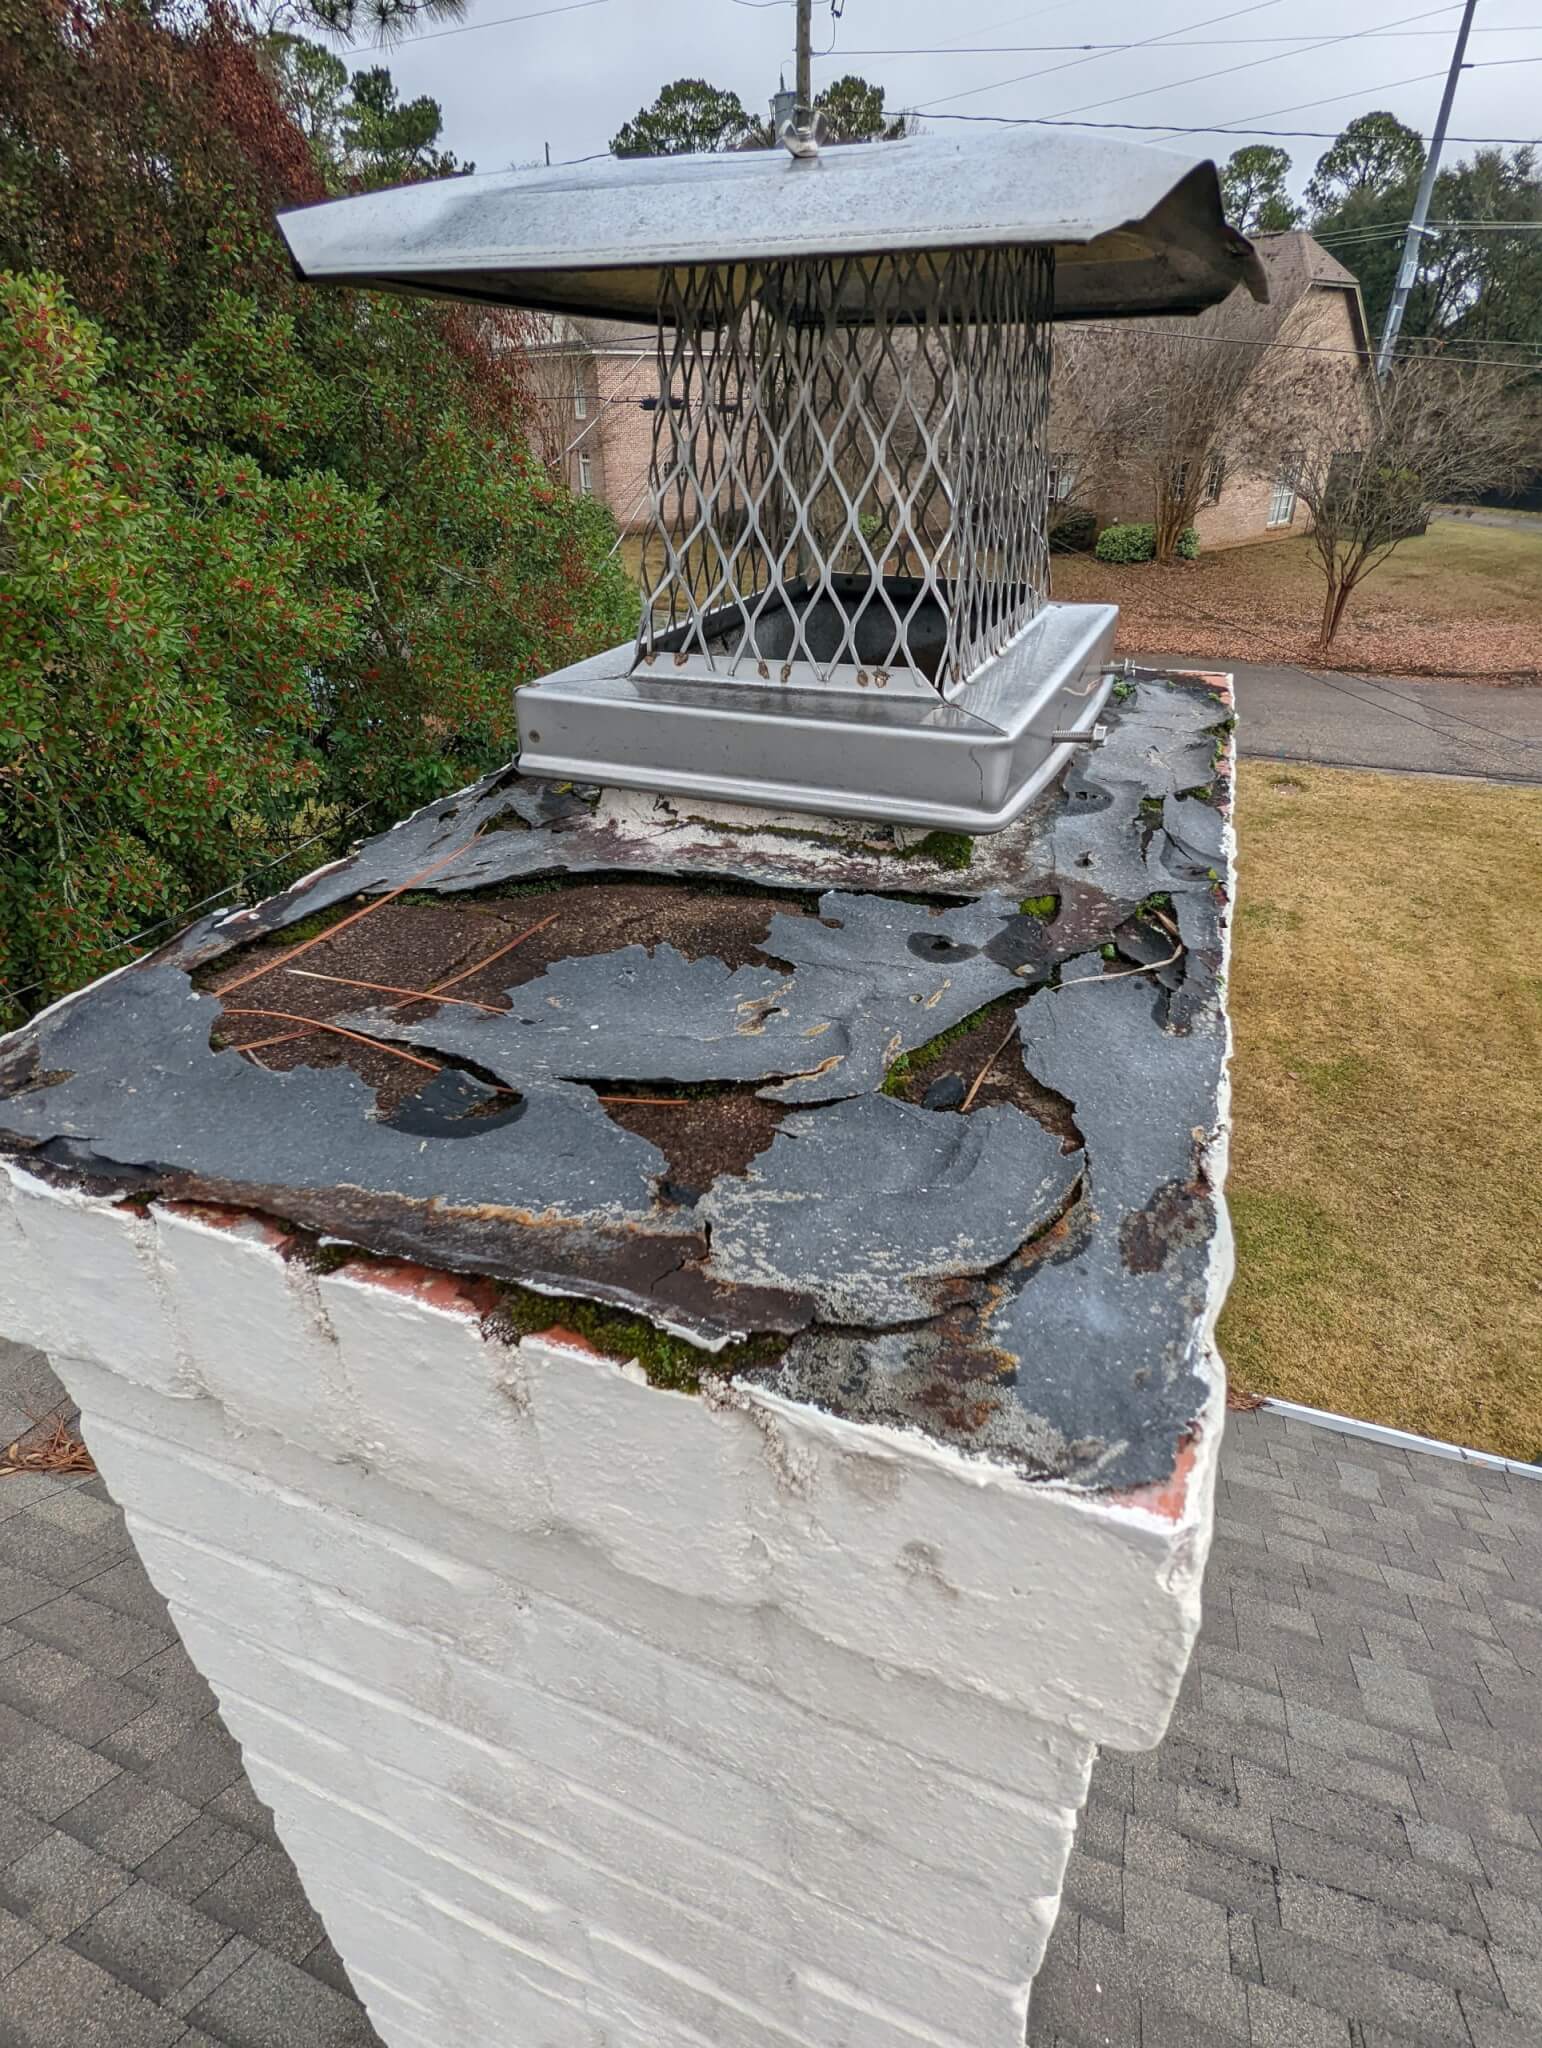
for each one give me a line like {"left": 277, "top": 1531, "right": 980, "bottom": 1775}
{"left": 1261, "top": 353, "right": 1535, "bottom": 651}
{"left": 1053, "top": 269, "right": 1309, "bottom": 564}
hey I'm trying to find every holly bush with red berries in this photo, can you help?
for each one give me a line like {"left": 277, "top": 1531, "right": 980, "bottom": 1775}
{"left": 0, "top": 0, "right": 634, "bottom": 1020}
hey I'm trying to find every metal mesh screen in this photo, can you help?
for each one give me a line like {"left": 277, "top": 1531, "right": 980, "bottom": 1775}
{"left": 634, "top": 246, "right": 1054, "bottom": 696}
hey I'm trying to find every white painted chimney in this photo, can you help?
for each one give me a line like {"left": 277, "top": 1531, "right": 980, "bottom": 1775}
{"left": 0, "top": 124, "right": 1236, "bottom": 2012}
{"left": 1, "top": 1155, "right": 1226, "bottom": 2048}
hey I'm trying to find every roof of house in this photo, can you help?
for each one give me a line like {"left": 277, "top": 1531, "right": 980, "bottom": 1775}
{"left": 3, "top": 1339, "right": 1538, "bottom": 2048}
{"left": 1253, "top": 229, "right": 1373, "bottom": 355}
{"left": 523, "top": 313, "right": 652, "bottom": 355}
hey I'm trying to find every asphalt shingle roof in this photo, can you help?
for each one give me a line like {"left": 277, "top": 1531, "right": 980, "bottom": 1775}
{"left": 1, "top": 1338, "right": 1538, "bottom": 2048}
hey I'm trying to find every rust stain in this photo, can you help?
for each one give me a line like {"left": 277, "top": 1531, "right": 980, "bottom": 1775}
{"left": 1119, "top": 1182, "right": 1210, "bottom": 1274}
{"left": 1109, "top": 1427, "right": 1200, "bottom": 1524}
{"left": 522, "top": 1323, "right": 604, "bottom": 1357}
{"left": 334, "top": 1256, "right": 504, "bottom": 1319}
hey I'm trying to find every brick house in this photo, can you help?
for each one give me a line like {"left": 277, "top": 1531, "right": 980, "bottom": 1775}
{"left": 523, "top": 314, "right": 657, "bottom": 532}
{"left": 1050, "top": 231, "right": 1372, "bottom": 550}
{"left": 533, "top": 232, "right": 1369, "bottom": 557}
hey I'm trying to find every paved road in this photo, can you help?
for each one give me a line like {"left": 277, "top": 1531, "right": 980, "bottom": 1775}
{"left": 1137, "top": 654, "right": 1542, "bottom": 784}
{"left": 1431, "top": 506, "right": 1541, "bottom": 534}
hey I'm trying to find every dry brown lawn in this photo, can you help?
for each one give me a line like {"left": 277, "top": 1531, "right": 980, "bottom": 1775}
{"left": 1053, "top": 521, "right": 1542, "bottom": 683}
{"left": 1219, "top": 761, "right": 1542, "bottom": 1462}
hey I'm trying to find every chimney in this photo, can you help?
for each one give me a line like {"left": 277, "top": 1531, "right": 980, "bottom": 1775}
{"left": 0, "top": 121, "right": 1251, "bottom": 2048}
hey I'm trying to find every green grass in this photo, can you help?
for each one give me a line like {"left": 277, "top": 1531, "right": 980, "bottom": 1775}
{"left": 1219, "top": 762, "right": 1542, "bottom": 1462}
{"left": 1253, "top": 522, "right": 1542, "bottom": 619}
{"left": 1063, "top": 520, "right": 1542, "bottom": 620}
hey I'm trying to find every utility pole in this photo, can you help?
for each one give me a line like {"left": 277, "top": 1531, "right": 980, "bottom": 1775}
{"left": 1375, "top": 0, "right": 1478, "bottom": 377}
{"left": 796, "top": 0, "right": 813, "bottom": 113}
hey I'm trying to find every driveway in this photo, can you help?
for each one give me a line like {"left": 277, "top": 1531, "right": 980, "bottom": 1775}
{"left": 1137, "top": 656, "right": 1542, "bottom": 785}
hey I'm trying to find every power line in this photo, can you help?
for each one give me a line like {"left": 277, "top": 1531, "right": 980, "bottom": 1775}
{"left": 1037, "top": 4, "right": 1462, "bottom": 125}
{"left": 1137, "top": 66, "right": 1443, "bottom": 145}
{"left": 1182, "top": 65, "right": 1486, "bottom": 148}
{"left": 1140, "top": 45, "right": 1539, "bottom": 146}
{"left": 889, "top": 109, "right": 1541, "bottom": 144}
{"left": 916, "top": 0, "right": 1297, "bottom": 113}
{"left": 342, "top": 0, "right": 609, "bottom": 53}
{"left": 832, "top": 28, "right": 1542, "bottom": 55}
{"left": 1066, "top": 321, "right": 1539, "bottom": 371}
{"left": 1317, "top": 221, "right": 1542, "bottom": 242}
{"left": 563, "top": 349, "right": 656, "bottom": 456}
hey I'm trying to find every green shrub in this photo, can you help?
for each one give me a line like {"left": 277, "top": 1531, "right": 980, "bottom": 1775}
{"left": 1093, "top": 522, "right": 1201, "bottom": 564}
{"left": 1094, "top": 521, "right": 1156, "bottom": 563}
{"left": 0, "top": 274, "right": 374, "bottom": 1013}
{"left": 0, "top": 0, "right": 637, "bottom": 1023}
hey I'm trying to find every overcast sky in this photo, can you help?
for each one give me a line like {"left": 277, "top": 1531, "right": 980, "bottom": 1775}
{"left": 360, "top": 0, "right": 1540, "bottom": 198}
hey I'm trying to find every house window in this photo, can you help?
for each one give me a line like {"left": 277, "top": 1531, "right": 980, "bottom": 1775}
{"left": 1267, "top": 465, "right": 1298, "bottom": 528}
{"left": 574, "top": 386, "right": 589, "bottom": 419}
{"left": 1204, "top": 453, "right": 1226, "bottom": 505}
{"left": 578, "top": 452, "right": 593, "bottom": 495}
{"left": 1168, "top": 460, "right": 1189, "bottom": 500}
{"left": 1046, "top": 454, "right": 1074, "bottom": 503}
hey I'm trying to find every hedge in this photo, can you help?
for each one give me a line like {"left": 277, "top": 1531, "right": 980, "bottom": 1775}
{"left": 1093, "top": 522, "right": 1200, "bottom": 564}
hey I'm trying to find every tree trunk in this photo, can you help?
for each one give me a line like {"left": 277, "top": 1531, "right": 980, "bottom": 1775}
{"left": 1153, "top": 493, "right": 1184, "bottom": 566}
{"left": 1318, "top": 571, "right": 1355, "bottom": 652}
{"left": 1317, "top": 574, "right": 1341, "bottom": 651}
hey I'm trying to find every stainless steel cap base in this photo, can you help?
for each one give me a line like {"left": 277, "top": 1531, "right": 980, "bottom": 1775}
{"left": 516, "top": 603, "right": 1118, "bottom": 834}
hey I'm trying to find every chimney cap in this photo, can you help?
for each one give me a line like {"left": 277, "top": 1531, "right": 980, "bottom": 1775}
{"left": 278, "top": 127, "right": 1265, "bottom": 323}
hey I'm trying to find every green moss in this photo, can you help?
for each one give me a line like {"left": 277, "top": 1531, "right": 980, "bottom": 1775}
{"left": 880, "top": 994, "right": 1019, "bottom": 1097}
{"left": 1019, "top": 893, "right": 1058, "bottom": 919}
{"left": 1111, "top": 678, "right": 1138, "bottom": 704}
{"left": 490, "top": 1286, "right": 788, "bottom": 1393}
{"left": 900, "top": 830, "right": 974, "bottom": 871}
{"left": 1137, "top": 891, "right": 1174, "bottom": 918}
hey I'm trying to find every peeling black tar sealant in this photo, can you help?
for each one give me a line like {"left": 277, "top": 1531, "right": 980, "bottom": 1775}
{"left": 0, "top": 677, "right": 1235, "bottom": 1492}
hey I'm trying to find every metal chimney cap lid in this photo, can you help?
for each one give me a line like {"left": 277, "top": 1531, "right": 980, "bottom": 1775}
{"left": 277, "top": 127, "right": 1266, "bottom": 323}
